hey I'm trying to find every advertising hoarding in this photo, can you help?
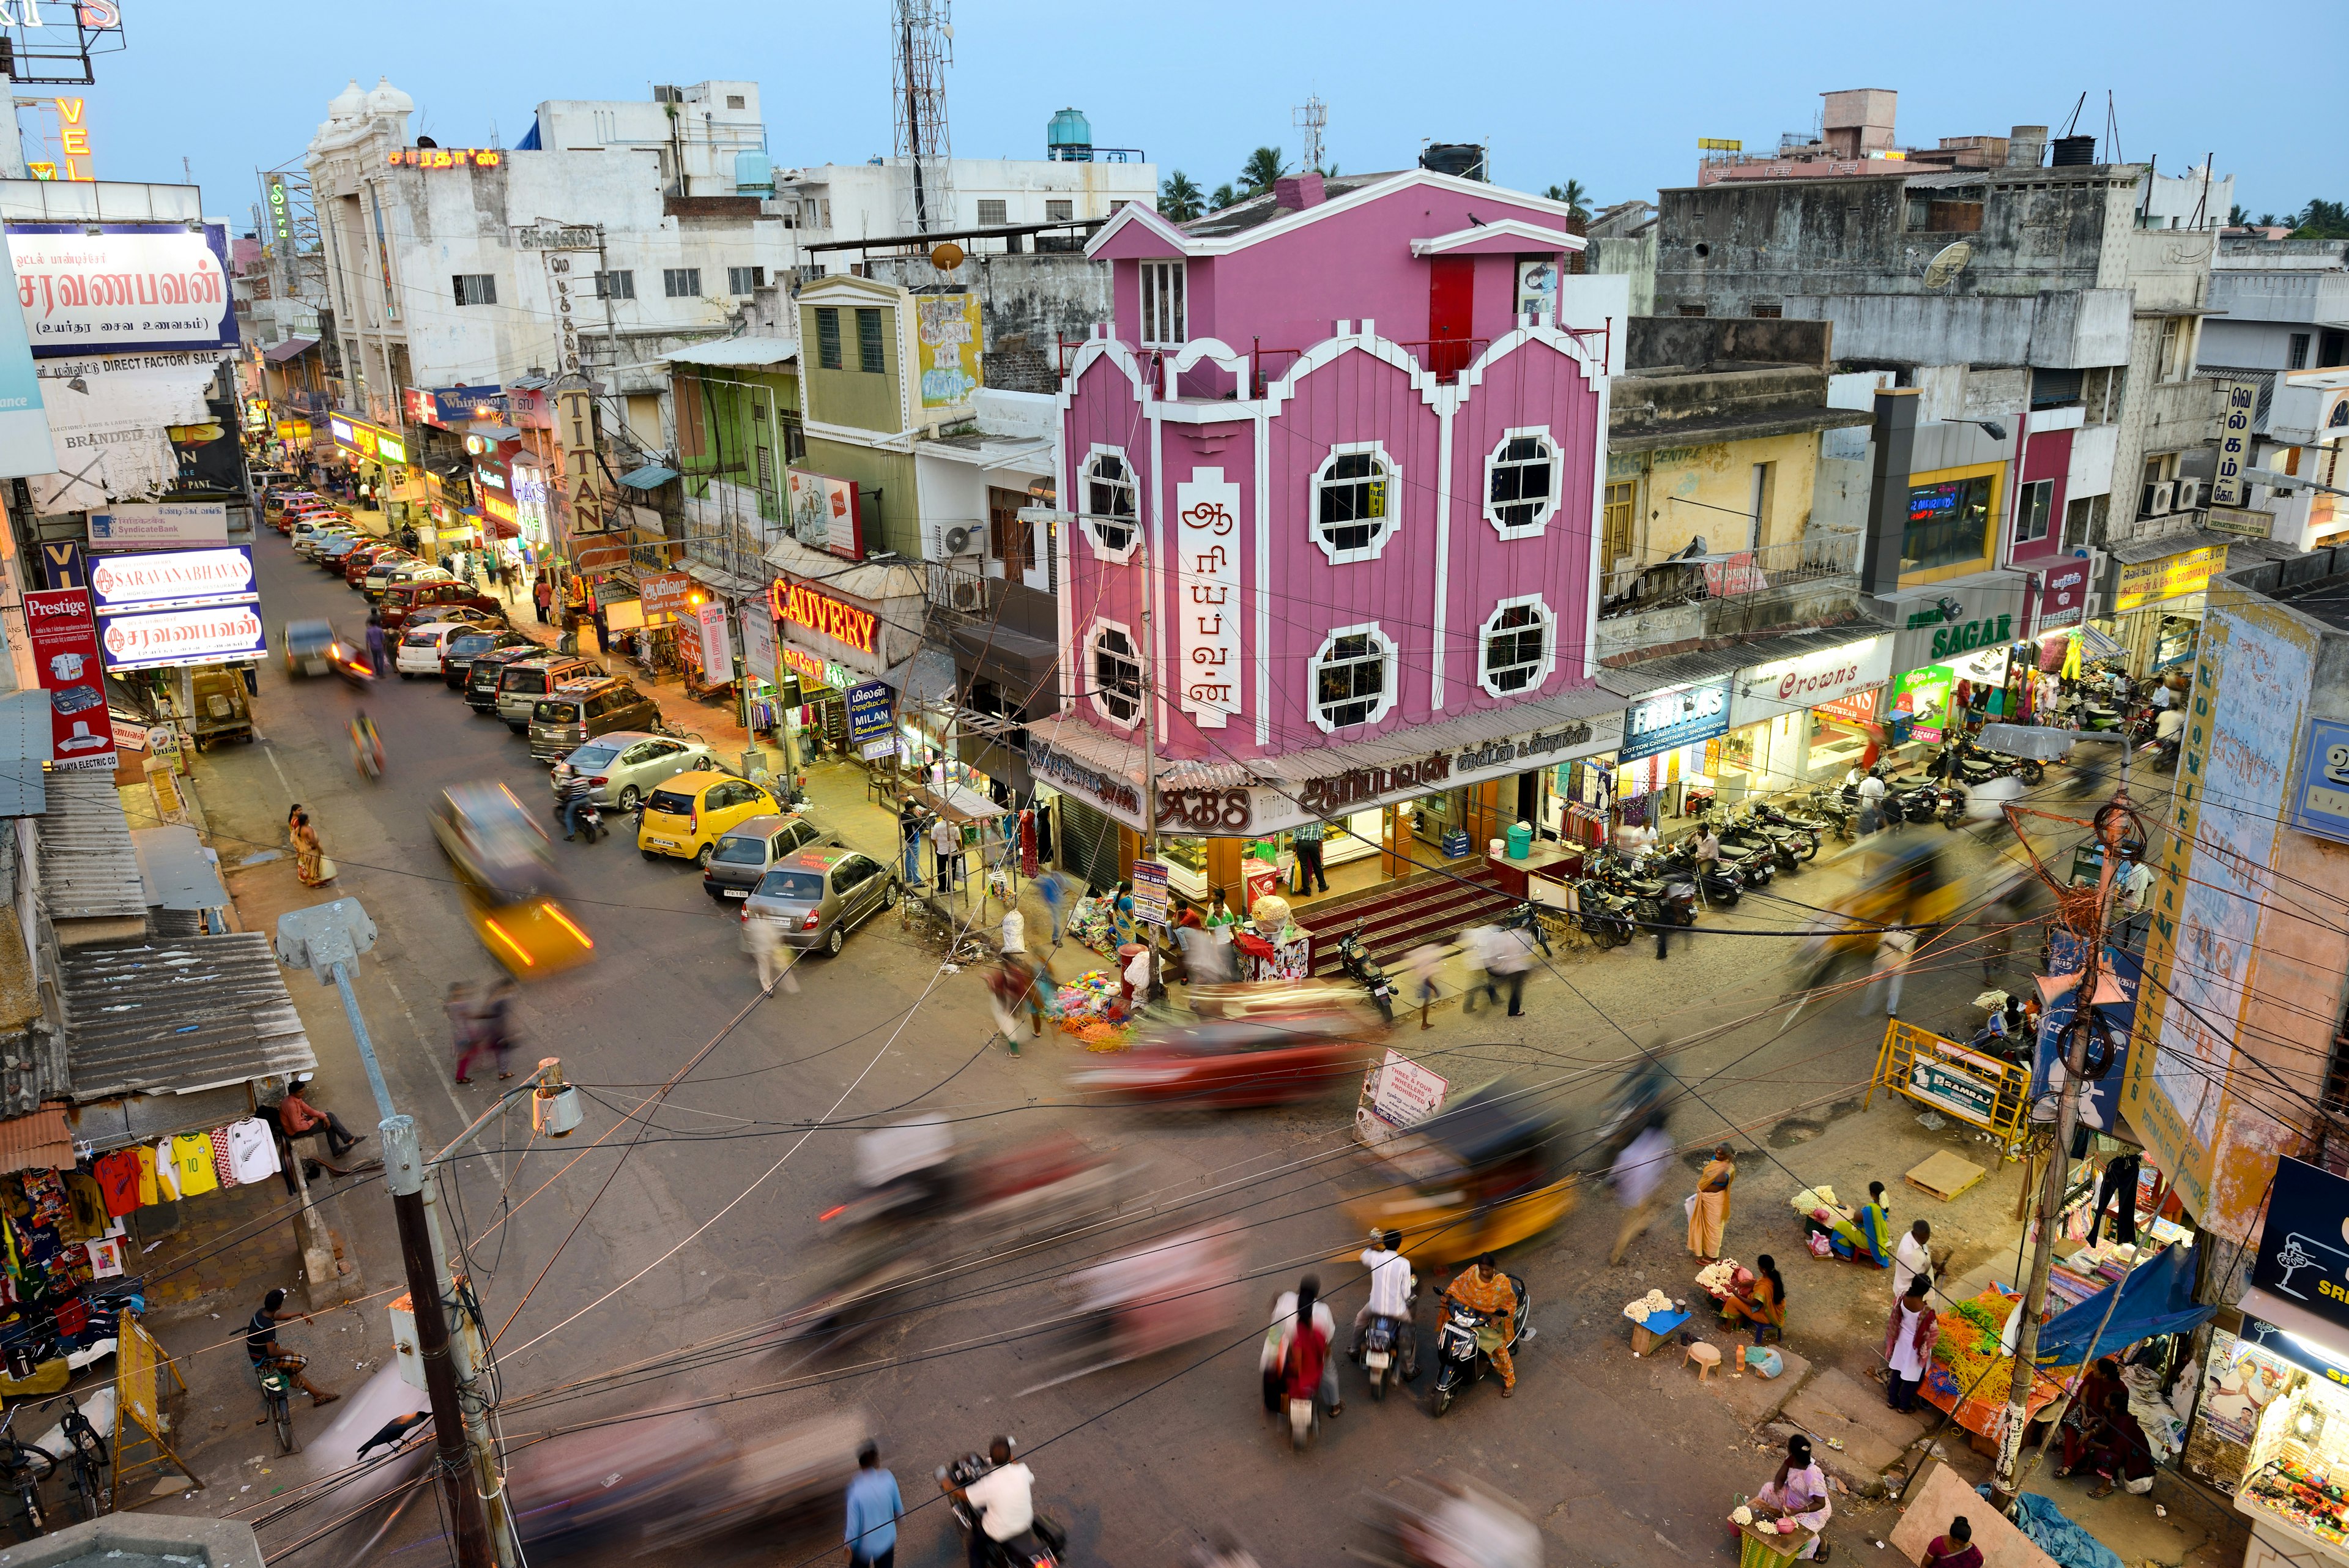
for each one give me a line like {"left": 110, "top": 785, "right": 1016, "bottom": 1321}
{"left": 694, "top": 600, "right": 733, "bottom": 677}
{"left": 846, "top": 680, "right": 896, "bottom": 746}
{"left": 87, "top": 500, "right": 228, "bottom": 550}
{"left": 97, "top": 604, "right": 267, "bottom": 672}
{"left": 7, "top": 223, "right": 237, "bottom": 357}
{"left": 24, "top": 587, "right": 115, "bottom": 771}
{"left": 914, "top": 293, "right": 981, "bottom": 408}
{"left": 1617, "top": 679, "right": 1732, "bottom": 764}
{"left": 2288, "top": 716, "right": 2349, "bottom": 849}
{"left": 786, "top": 468, "right": 863, "bottom": 561}
{"left": 87, "top": 546, "right": 256, "bottom": 614}
{"left": 639, "top": 571, "right": 692, "bottom": 619}
{"left": 2034, "top": 558, "right": 2093, "bottom": 634}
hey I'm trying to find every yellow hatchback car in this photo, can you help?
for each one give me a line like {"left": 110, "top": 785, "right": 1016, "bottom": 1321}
{"left": 636, "top": 770, "right": 782, "bottom": 866}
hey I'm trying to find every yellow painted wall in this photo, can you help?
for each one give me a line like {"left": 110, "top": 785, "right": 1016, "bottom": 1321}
{"left": 1898, "top": 460, "right": 2004, "bottom": 587}
{"left": 1620, "top": 430, "right": 1820, "bottom": 562}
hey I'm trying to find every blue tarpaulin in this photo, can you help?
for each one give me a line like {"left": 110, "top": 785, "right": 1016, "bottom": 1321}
{"left": 2013, "top": 1492, "right": 2124, "bottom": 1568}
{"left": 2034, "top": 1243, "right": 2213, "bottom": 1368}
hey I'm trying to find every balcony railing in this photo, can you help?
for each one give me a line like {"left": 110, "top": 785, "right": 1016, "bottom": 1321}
{"left": 1598, "top": 532, "right": 1861, "bottom": 620}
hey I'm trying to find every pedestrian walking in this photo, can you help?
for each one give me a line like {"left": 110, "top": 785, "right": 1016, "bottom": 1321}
{"left": 743, "top": 910, "right": 796, "bottom": 994}
{"left": 1035, "top": 868, "right": 1072, "bottom": 942}
{"left": 476, "top": 977, "right": 519, "bottom": 1080}
{"left": 364, "top": 611, "right": 389, "bottom": 677}
{"left": 898, "top": 800, "right": 927, "bottom": 887}
{"left": 1884, "top": 1274, "right": 1937, "bottom": 1412}
{"left": 1485, "top": 922, "right": 1533, "bottom": 1016}
{"left": 930, "top": 813, "right": 962, "bottom": 892}
{"left": 448, "top": 982, "right": 488, "bottom": 1085}
{"left": 1291, "top": 819, "right": 1330, "bottom": 895}
{"left": 1404, "top": 942, "right": 1447, "bottom": 1031}
{"left": 1857, "top": 767, "right": 1888, "bottom": 836}
{"left": 844, "top": 1441, "right": 904, "bottom": 1568}
{"left": 499, "top": 558, "right": 519, "bottom": 599}
{"left": 1687, "top": 1143, "right": 1736, "bottom": 1261}
{"left": 1608, "top": 1118, "right": 1674, "bottom": 1265}
{"left": 1868, "top": 926, "right": 1917, "bottom": 1017}
{"left": 1459, "top": 923, "right": 1499, "bottom": 1014}
{"left": 532, "top": 574, "right": 553, "bottom": 625}
{"left": 291, "top": 811, "right": 333, "bottom": 886}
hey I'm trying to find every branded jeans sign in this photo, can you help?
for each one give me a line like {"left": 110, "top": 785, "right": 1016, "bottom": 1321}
{"left": 1617, "top": 679, "right": 1731, "bottom": 764}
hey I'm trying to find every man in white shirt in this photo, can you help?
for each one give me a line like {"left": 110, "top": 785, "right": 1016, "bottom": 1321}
{"left": 948, "top": 1438, "right": 1034, "bottom": 1567}
{"left": 1892, "top": 1219, "right": 1937, "bottom": 1312}
{"left": 1350, "top": 1229, "right": 1416, "bottom": 1375}
{"left": 2150, "top": 680, "right": 2173, "bottom": 710}
{"left": 1609, "top": 1121, "right": 1677, "bottom": 1265}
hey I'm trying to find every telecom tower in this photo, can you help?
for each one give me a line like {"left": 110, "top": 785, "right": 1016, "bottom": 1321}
{"left": 1294, "top": 95, "right": 1327, "bottom": 176}
{"left": 892, "top": 0, "right": 954, "bottom": 234}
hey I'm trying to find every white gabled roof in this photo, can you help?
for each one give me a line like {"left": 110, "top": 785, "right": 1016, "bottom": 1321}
{"left": 1086, "top": 168, "right": 1589, "bottom": 261}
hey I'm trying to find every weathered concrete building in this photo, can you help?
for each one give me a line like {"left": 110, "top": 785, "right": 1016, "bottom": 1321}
{"left": 2199, "top": 240, "right": 2349, "bottom": 551}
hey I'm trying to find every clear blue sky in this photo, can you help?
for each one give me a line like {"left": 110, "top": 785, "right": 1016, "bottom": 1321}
{"left": 51, "top": 1, "right": 2342, "bottom": 228}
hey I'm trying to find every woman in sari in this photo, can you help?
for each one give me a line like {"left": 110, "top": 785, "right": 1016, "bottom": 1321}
{"left": 1817, "top": 1181, "right": 1896, "bottom": 1267}
{"left": 1750, "top": 1432, "right": 1831, "bottom": 1560}
{"left": 1717, "top": 1254, "right": 1786, "bottom": 1341}
{"left": 1688, "top": 1144, "right": 1737, "bottom": 1260}
{"left": 291, "top": 811, "right": 332, "bottom": 887}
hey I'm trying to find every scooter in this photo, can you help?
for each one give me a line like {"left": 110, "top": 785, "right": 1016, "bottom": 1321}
{"left": 1567, "top": 880, "right": 1637, "bottom": 948}
{"left": 1652, "top": 842, "right": 1741, "bottom": 907}
{"left": 1359, "top": 1284, "right": 1420, "bottom": 1401}
{"left": 940, "top": 1450, "right": 1066, "bottom": 1568}
{"left": 1334, "top": 921, "right": 1397, "bottom": 1025}
{"left": 553, "top": 792, "right": 604, "bottom": 844}
{"left": 1430, "top": 1271, "right": 1530, "bottom": 1417}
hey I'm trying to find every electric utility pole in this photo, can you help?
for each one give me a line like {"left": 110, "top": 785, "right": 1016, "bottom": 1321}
{"left": 275, "top": 900, "right": 514, "bottom": 1568}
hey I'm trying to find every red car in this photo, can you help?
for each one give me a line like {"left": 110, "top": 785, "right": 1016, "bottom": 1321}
{"left": 378, "top": 579, "right": 503, "bottom": 634}
{"left": 1067, "top": 1016, "right": 1379, "bottom": 1109}
{"left": 344, "top": 543, "right": 409, "bottom": 586}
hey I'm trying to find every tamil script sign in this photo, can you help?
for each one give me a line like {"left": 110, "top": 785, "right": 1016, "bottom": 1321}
{"left": 847, "top": 680, "right": 896, "bottom": 746}
{"left": 640, "top": 571, "right": 692, "bottom": 619}
{"left": 1174, "top": 466, "right": 1241, "bottom": 729}
{"left": 88, "top": 500, "right": 228, "bottom": 550}
{"left": 2034, "top": 557, "right": 2093, "bottom": 634}
{"left": 2116, "top": 545, "right": 2225, "bottom": 612}
{"left": 1130, "top": 860, "right": 1170, "bottom": 927}
{"left": 98, "top": 603, "right": 267, "bottom": 673}
{"left": 2212, "top": 381, "right": 2257, "bottom": 508}
{"left": 7, "top": 223, "right": 237, "bottom": 357}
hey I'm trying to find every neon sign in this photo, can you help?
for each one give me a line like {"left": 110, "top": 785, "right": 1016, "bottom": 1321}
{"left": 28, "top": 97, "right": 94, "bottom": 182}
{"left": 386, "top": 148, "right": 502, "bottom": 170}
{"left": 770, "top": 579, "right": 877, "bottom": 655}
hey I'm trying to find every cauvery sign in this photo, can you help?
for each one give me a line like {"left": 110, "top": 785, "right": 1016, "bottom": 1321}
{"left": 770, "top": 578, "right": 878, "bottom": 655}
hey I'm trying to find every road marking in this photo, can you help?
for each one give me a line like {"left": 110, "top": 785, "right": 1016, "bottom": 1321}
{"left": 262, "top": 741, "right": 296, "bottom": 803}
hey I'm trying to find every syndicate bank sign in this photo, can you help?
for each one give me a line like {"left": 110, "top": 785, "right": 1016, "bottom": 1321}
{"left": 770, "top": 578, "right": 878, "bottom": 656}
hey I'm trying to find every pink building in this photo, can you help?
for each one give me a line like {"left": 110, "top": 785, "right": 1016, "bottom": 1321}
{"left": 1028, "top": 169, "right": 1627, "bottom": 905}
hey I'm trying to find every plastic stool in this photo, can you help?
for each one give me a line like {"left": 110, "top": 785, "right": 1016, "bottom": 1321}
{"left": 1685, "top": 1342, "right": 1722, "bottom": 1382}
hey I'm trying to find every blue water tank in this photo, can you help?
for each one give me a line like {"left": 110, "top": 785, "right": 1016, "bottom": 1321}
{"left": 735, "top": 149, "right": 773, "bottom": 194}
{"left": 1047, "top": 107, "right": 1093, "bottom": 163}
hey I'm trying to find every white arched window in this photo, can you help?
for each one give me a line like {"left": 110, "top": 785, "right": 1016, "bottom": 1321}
{"left": 1080, "top": 447, "right": 1139, "bottom": 560}
{"left": 1308, "top": 622, "right": 1397, "bottom": 732}
{"left": 1478, "top": 595, "right": 1556, "bottom": 697}
{"left": 1310, "top": 442, "right": 1399, "bottom": 563}
{"left": 1088, "top": 619, "right": 1143, "bottom": 728}
{"left": 1483, "top": 426, "right": 1560, "bottom": 537}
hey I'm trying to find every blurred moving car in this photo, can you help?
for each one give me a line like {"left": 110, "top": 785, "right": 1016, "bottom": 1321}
{"left": 550, "top": 732, "right": 731, "bottom": 809}
{"left": 1068, "top": 1014, "right": 1379, "bottom": 1109}
{"left": 702, "top": 812, "right": 841, "bottom": 902}
{"left": 637, "top": 770, "right": 784, "bottom": 866}
{"left": 737, "top": 844, "right": 902, "bottom": 949}
{"left": 428, "top": 782, "right": 594, "bottom": 979}
{"left": 283, "top": 619, "right": 339, "bottom": 678}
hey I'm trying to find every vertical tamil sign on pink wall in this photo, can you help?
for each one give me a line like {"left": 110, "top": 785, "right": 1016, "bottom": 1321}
{"left": 1175, "top": 468, "right": 1241, "bottom": 730}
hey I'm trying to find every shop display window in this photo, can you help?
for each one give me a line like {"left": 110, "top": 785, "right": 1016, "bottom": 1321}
{"left": 2240, "top": 1371, "right": 2349, "bottom": 1550}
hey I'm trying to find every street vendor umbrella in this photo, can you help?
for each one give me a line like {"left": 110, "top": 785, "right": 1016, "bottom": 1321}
{"left": 2032, "top": 1243, "right": 2212, "bottom": 1368}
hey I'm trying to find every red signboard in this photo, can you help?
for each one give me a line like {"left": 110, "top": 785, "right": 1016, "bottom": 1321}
{"left": 25, "top": 588, "right": 116, "bottom": 773}
{"left": 2033, "top": 558, "right": 2092, "bottom": 636}
{"left": 770, "top": 578, "right": 878, "bottom": 655}
{"left": 640, "top": 571, "right": 693, "bottom": 618}
{"left": 1813, "top": 686, "right": 1882, "bottom": 725}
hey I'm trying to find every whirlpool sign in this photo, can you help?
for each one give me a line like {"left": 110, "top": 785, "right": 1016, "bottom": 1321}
{"left": 1617, "top": 678, "right": 1732, "bottom": 764}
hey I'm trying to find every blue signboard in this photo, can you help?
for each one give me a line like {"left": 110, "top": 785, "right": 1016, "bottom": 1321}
{"left": 2251, "top": 1157, "right": 2349, "bottom": 1339}
{"left": 845, "top": 680, "right": 896, "bottom": 745}
{"left": 431, "top": 385, "right": 505, "bottom": 422}
{"left": 1616, "top": 678, "right": 1732, "bottom": 764}
{"left": 2288, "top": 716, "right": 2349, "bottom": 849}
{"left": 2029, "top": 926, "right": 2141, "bottom": 1136}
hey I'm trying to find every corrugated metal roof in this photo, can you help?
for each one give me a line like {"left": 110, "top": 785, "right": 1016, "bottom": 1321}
{"left": 1596, "top": 625, "right": 1891, "bottom": 699}
{"left": 63, "top": 933, "right": 316, "bottom": 1101}
{"left": 2197, "top": 365, "right": 2277, "bottom": 431}
{"left": 132, "top": 825, "right": 228, "bottom": 912}
{"left": 38, "top": 773, "right": 146, "bottom": 922}
{"left": 0, "top": 1104, "right": 72, "bottom": 1173}
{"left": 2106, "top": 522, "right": 2235, "bottom": 565}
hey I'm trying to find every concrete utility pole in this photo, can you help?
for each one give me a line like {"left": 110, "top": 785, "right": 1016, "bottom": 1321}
{"left": 275, "top": 900, "right": 516, "bottom": 1568}
{"left": 1976, "top": 724, "right": 2136, "bottom": 1509}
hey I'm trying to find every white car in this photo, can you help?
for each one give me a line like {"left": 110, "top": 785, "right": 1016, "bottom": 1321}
{"left": 393, "top": 619, "right": 483, "bottom": 677}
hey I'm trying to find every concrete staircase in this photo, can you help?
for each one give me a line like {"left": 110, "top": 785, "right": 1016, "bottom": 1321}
{"left": 1296, "top": 864, "right": 1520, "bottom": 978}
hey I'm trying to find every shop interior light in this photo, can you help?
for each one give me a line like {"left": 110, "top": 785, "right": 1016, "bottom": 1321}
{"left": 2295, "top": 1400, "right": 2326, "bottom": 1443}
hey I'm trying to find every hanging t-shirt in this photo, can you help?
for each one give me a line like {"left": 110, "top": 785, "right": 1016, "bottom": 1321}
{"left": 210, "top": 1131, "right": 239, "bottom": 1190}
{"left": 62, "top": 1173, "right": 108, "bottom": 1240}
{"left": 152, "top": 1140, "right": 180, "bottom": 1202}
{"left": 92, "top": 1150, "right": 142, "bottom": 1217}
{"left": 223, "top": 1120, "right": 280, "bottom": 1186}
{"left": 169, "top": 1133, "right": 219, "bottom": 1198}
{"left": 134, "top": 1145, "right": 159, "bottom": 1207}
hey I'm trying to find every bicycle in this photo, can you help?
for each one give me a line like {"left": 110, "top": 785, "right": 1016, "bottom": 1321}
{"left": 0, "top": 1408, "right": 54, "bottom": 1541}
{"left": 53, "top": 1395, "right": 109, "bottom": 1521}
{"left": 253, "top": 1359, "right": 299, "bottom": 1454}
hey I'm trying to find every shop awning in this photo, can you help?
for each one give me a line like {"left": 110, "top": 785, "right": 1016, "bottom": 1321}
{"left": 662, "top": 336, "right": 798, "bottom": 368}
{"left": 1022, "top": 713, "right": 1255, "bottom": 789}
{"left": 130, "top": 825, "right": 227, "bottom": 912}
{"left": 2104, "top": 524, "right": 2238, "bottom": 566}
{"left": 470, "top": 423, "right": 523, "bottom": 442}
{"left": 1252, "top": 683, "right": 1626, "bottom": 783}
{"left": 37, "top": 774, "right": 146, "bottom": 923}
{"left": 1595, "top": 623, "right": 1892, "bottom": 700}
{"left": 0, "top": 1105, "right": 73, "bottom": 1174}
{"left": 620, "top": 464, "right": 678, "bottom": 490}
{"left": 62, "top": 932, "right": 317, "bottom": 1101}
{"left": 2034, "top": 1244, "right": 2211, "bottom": 1367}
{"left": 685, "top": 560, "right": 769, "bottom": 598}
{"left": 263, "top": 336, "right": 319, "bottom": 363}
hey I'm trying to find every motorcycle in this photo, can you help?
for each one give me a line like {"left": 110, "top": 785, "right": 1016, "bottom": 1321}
{"left": 1652, "top": 842, "right": 1742, "bottom": 907}
{"left": 1334, "top": 921, "right": 1397, "bottom": 1025}
{"left": 1499, "top": 901, "right": 1555, "bottom": 958}
{"left": 1709, "top": 814, "right": 1798, "bottom": 875}
{"left": 1737, "top": 805, "right": 1817, "bottom": 864}
{"left": 1567, "top": 880, "right": 1636, "bottom": 948}
{"left": 552, "top": 791, "right": 604, "bottom": 844}
{"left": 1805, "top": 786, "right": 1857, "bottom": 841}
{"left": 351, "top": 716, "right": 384, "bottom": 782}
{"left": 1592, "top": 858, "right": 1695, "bottom": 931}
{"left": 940, "top": 1450, "right": 1066, "bottom": 1568}
{"left": 1430, "top": 1271, "right": 1530, "bottom": 1417}
{"left": 1750, "top": 800, "right": 1827, "bottom": 855}
{"left": 1362, "top": 1479, "right": 1545, "bottom": 1568}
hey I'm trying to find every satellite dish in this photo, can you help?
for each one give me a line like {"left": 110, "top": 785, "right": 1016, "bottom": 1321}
{"left": 1921, "top": 242, "right": 1973, "bottom": 289}
{"left": 930, "top": 241, "right": 967, "bottom": 270}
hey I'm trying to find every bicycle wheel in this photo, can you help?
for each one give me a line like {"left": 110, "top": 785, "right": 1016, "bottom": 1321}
{"left": 272, "top": 1395, "right": 298, "bottom": 1454}
{"left": 69, "top": 1454, "right": 106, "bottom": 1520}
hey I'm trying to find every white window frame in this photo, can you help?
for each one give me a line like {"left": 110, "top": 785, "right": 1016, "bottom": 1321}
{"left": 1477, "top": 594, "right": 1557, "bottom": 699}
{"left": 1307, "top": 622, "right": 1398, "bottom": 734}
{"left": 1088, "top": 617, "right": 1143, "bottom": 730}
{"left": 1079, "top": 444, "right": 1141, "bottom": 563}
{"left": 1310, "top": 440, "right": 1401, "bottom": 565}
{"left": 2013, "top": 477, "right": 2054, "bottom": 546}
{"left": 1140, "top": 259, "right": 1187, "bottom": 347}
{"left": 1482, "top": 425, "right": 1561, "bottom": 538}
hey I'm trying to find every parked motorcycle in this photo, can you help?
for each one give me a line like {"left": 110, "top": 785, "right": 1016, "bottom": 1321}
{"left": 1594, "top": 857, "right": 1696, "bottom": 930}
{"left": 1806, "top": 786, "right": 1858, "bottom": 841}
{"left": 1651, "top": 842, "right": 1742, "bottom": 907}
{"left": 1567, "top": 880, "right": 1637, "bottom": 948}
{"left": 1751, "top": 799, "right": 1827, "bottom": 853}
{"left": 1711, "top": 812, "right": 1800, "bottom": 874}
{"left": 1430, "top": 1271, "right": 1530, "bottom": 1417}
{"left": 1335, "top": 921, "right": 1397, "bottom": 1024}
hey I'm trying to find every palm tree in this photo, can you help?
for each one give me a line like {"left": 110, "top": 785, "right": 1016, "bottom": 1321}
{"left": 1543, "top": 179, "right": 1591, "bottom": 221}
{"left": 2295, "top": 198, "right": 2349, "bottom": 239}
{"left": 1159, "top": 171, "right": 1204, "bottom": 223}
{"left": 1239, "top": 146, "right": 1288, "bottom": 195}
{"left": 2257, "top": 212, "right": 2279, "bottom": 228}
{"left": 2228, "top": 203, "right": 2248, "bottom": 227}
{"left": 1208, "top": 182, "right": 1239, "bottom": 212}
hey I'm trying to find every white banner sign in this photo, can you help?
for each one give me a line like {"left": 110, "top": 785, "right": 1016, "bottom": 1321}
{"left": 738, "top": 608, "right": 778, "bottom": 686}
{"left": 97, "top": 603, "right": 266, "bottom": 672}
{"left": 8, "top": 226, "right": 234, "bottom": 356}
{"left": 89, "top": 501, "right": 229, "bottom": 550}
{"left": 89, "top": 546, "right": 256, "bottom": 613}
{"left": 696, "top": 600, "right": 733, "bottom": 677}
{"left": 1174, "top": 466, "right": 1241, "bottom": 729}
{"left": 1729, "top": 636, "right": 1894, "bottom": 728}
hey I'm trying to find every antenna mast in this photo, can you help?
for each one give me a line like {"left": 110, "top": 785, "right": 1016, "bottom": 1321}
{"left": 892, "top": 0, "right": 954, "bottom": 234}
{"left": 1294, "top": 94, "right": 1327, "bottom": 175}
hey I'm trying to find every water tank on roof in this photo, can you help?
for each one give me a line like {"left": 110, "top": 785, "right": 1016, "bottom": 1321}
{"left": 735, "top": 149, "right": 774, "bottom": 195}
{"left": 1420, "top": 143, "right": 1487, "bottom": 182}
{"left": 1047, "top": 107, "right": 1093, "bottom": 163}
{"left": 2050, "top": 135, "right": 2097, "bottom": 168}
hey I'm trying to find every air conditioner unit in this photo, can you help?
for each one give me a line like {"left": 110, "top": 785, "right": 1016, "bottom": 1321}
{"left": 2143, "top": 481, "right": 2175, "bottom": 518}
{"left": 949, "top": 578, "right": 987, "bottom": 612}
{"left": 926, "top": 520, "right": 982, "bottom": 559}
{"left": 2173, "top": 478, "right": 2203, "bottom": 511}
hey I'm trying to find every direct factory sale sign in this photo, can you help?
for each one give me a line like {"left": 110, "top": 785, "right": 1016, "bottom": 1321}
{"left": 24, "top": 587, "right": 116, "bottom": 772}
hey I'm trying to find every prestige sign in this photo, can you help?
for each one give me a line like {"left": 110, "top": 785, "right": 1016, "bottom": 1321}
{"left": 770, "top": 578, "right": 878, "bottom": 655}
{"left": 25, "top": 587, "right": 114, "bottom": 771}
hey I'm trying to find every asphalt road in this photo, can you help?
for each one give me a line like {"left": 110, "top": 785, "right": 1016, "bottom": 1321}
{"left": 165, "top": 530, "right": 2098, "bottom": 1568}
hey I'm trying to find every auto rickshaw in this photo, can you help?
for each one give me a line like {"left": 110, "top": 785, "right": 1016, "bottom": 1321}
{"left": 1347, "top": 1079, "right": 1577, "bottom": 1265}
{"left": 428, "top": 782, "right": 595, "bottom": 980}
{"left": 1790, "top": 832, "right": 1966, "bottom": 992}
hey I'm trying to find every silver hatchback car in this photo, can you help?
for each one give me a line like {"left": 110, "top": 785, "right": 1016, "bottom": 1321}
{"left": 552, "top": 732, "right": 732, "bottom": 810}
{"left": 740, "top": 846, "right": 901, "bottom": 956}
